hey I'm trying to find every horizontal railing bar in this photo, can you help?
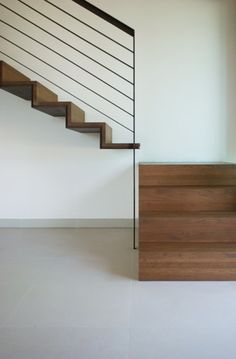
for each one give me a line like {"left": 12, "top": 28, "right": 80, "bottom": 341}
{"left": 0, "top": 20, "right": 133, "bottom": 101}
{"left": 0, "top": 35, "right": 133, "bottom": 116}
{"left": 17, "top": 0, "right": 133, "bottom": 69}
{"left": 0, "top": 3, "right": 133, "bottom": 85}
{"left": 44, "top": 0, "right": 133, "bottom": 53}
{"left": 71, "top": 0, "right": 134, "bottom": 37}
{"left": 0, "top": 51, "right": 134, "bottom": 133}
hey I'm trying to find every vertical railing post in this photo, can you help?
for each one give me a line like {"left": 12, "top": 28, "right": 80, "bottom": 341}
{"left": 133, "top": 31, "right": 137, "bottom": 250}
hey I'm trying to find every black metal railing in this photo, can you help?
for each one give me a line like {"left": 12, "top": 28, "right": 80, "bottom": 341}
{"left": 0, "top": 0, "right": 137, "bottom": 249}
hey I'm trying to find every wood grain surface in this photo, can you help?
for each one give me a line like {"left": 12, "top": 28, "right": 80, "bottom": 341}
{"left": 139, "top": 164, "right": 236, "bottom": 281}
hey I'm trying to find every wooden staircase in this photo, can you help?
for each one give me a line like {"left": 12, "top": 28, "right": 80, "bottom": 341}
{"left": 139, "top": 163, "right": 236, "bottom": 281}
{"left": 0, "top": 61, "right": 140, "bottom": 150}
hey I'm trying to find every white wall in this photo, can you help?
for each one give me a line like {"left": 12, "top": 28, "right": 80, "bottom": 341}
{"left": 225, "top": 0, "right": 236, "bottom": 161}
{"left": 0, "top": 0, "right": 228, "bottom": 221}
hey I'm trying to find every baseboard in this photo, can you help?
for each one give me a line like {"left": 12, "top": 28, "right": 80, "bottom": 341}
{"left": 0, "top": 218, "right": 135, "bottom": 228}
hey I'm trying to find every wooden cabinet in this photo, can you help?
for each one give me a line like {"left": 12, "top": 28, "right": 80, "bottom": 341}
{"left": 139, "top": 163, "right": 236, "bottom": 280}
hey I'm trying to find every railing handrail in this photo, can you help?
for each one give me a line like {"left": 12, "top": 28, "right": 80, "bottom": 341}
{"left": 18, "top": 0, "right": 133, "bottom": 69}
{"left": 0, "top": 19, "right": 132, "bottom": 101}
{"left": 71, "top": 0, "right": 134, "bottom": 36}
{"left": 44, "top": 0, "right": 133, "bottom": 53}
{"left": 0, "top": 3, "right": 133, "bottom": 84}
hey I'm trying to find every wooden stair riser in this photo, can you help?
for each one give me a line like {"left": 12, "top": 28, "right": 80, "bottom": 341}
{"left": 140, "top": 215, "right": 236, "bottom": 243}
{"left": 0, "top": 61, "right": 30, "bottom": 82}
{"left": 140, "top": 164, "right": 236, "bottom": 186}
{"left": 67, "top": 103, "right": 85, "bottom": 124}
{"left": 32, "top": 83, "right": 58, "bottom": 104}
{"left": 101, "top": 124, "right": 112, "bottom": 146}
{"left": 139, "top": 259, "right": 236, "bottom": 281}
{"left": 140, "top": 186, "right": 236, "bottom": 213}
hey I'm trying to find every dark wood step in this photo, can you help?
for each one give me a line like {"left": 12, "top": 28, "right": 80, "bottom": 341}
{"left": 67, "top": 121, "right": 109, "bottom": 133}
{"left": 140, "top": 245, "right": 236, "bottom": 280}
{"left": 139, "top": 163, "right": 236, "bottom": 186}
{"left": 0, "top": 61, "right": 140, "bottom": 150}
{"left": 140, "top": 186, "right": 236, "bottom": 213}
{"left": 140, "top": 237, "right": 236, "bottom": 281}
{"left": 67, "top": 122, "right": 112, "bottom": 146}
{"left": 0, "top": 81, "right": 58, "bottom": 103}
{"left": 101, "top": 143, "right": 140, "bottom": 149}
{"left": 34, "top": 101, "right": 85, "bottom": 124}
{"left": 140, "top": 212, "right": 236, "bottom": 280}
{"left": 0, "top": 61, "right": 30, "bottom": 82}
{"left": 140, "top": 212, "right": 236, "bottom": 243}
{"left": 0, "top": 82, "right": 32, "bottom": 100}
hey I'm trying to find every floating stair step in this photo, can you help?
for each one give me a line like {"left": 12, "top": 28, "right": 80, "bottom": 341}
{"left": 0, "top": 81, "right": 58, "bottom": 103}
{"left": 66, "top": 122, "right": 138, "bottom": 149}
{"left": 0, "top": 60, "right": 140, "bottom": 150}
{"left": 35, "top": 102, "right": 68, "bottom": 117}
{"left": 0, "top": 61, "right": 30, "bottom": 82}
{"left": 67, "top": 122, "right": 107, "bottom": 133}
{"left": 0, "top": 82, "right": 32, "bottom": 100}
{"left": 69, "top": 126, "right": 100, "bottom": 133}
{"left": 32, "top": 82, "right": 58, "bottom": 103}
{"left": 101, "top": 143, "right": 140, "bottom": 149}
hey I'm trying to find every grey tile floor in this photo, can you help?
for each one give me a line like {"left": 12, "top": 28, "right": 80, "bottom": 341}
{"left": 0, "top": 228, "right": 236, "bottom": 359}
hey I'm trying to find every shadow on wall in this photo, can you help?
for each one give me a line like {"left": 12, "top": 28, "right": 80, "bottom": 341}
{"left": 226, "top": 0, "right": 236, "bottom": 161}
{"left": 0, "top": 91, "right": 99, "bottom": 149}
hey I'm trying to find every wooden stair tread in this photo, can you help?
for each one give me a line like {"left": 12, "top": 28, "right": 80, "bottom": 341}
{"left": 101, "top": 143, "right": 140, "bottom": 149}
{"left": 68, "top": 121, "right": 109, "bottom": 129}
{"left": 0, "top": 61, "right": 140, "bottom": 150}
